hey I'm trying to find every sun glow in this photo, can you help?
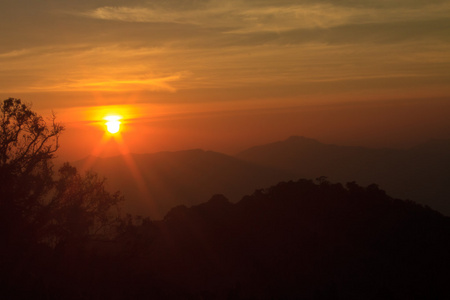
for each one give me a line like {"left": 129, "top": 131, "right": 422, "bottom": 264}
{"left": 104, "top": 115, "right": 122, "bottom": 134}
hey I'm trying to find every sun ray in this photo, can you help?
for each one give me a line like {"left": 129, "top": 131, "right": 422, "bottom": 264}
{"left": 81, "top": 111, "right": 163, "bottom": 218}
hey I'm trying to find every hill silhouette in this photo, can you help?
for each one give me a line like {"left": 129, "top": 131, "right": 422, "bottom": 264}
{"left": 73, "top": 136, "right": 450, "bottom": 218}
{"left": 140, "top": 180, "right": 450, "bottom": 298}
{"left": 25, "top": 179, "right": 449, "bottom": 299}
{"left": 73, "top": 149, "right": 292, "bottom": 219}
{"left": 237, "top": 136, "right": 450, "bottom": 215}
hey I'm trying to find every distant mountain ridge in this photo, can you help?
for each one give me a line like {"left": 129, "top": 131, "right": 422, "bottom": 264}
{"left": 237, "top": 136, "right": 401, "bottom": 181}
{"left": 73, "top": 136, "right": 450, "bottom": 218}
{"left": 237, "top": 136, "right": 450, "bottom": 215}
{"left": 73, "top": 149, "right": 292, "bottom": 219}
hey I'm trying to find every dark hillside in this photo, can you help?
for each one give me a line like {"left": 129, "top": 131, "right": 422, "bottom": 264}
{"left": 237, "top": 136, "right": 450, "bottom": 215}
{"left": 5, "top": 179, "right": 450, "bottom": 299}
{"left": 125, "top": 180, "right": 450, "bottom": 299}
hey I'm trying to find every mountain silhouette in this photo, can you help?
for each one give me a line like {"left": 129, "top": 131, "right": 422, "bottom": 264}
{"left": 5, "top": 176, "right": 450, "bottom": 298}
{"left": 74, "top": 149, "right": 292, "bottom": 219}
{"left": 107, "top": 180, "right": 450, "bottom": 299}
{"left": 237, "top": 136, "right": 450, "bottom": 215}
{"left": 72, "top": 136, "right": 450, "bottom": 218}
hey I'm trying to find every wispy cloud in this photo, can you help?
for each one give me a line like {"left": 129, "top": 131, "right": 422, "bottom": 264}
{"left": 68, "top": 74, "right": 183, "bottom": 92}
{"left": 38, "top": 74, "right": 181, "bottom": 92}
{"left": 80, "top": 2, "right": 450, "bottom": 34}
{"left": 2, "top": 0, "right": 449, "bottom": 107}
{"left": 0, "top": 49, "right": 33, "bottom": 58}
{"left": 83, "top": 6, "right": 182, "bottom": 24}
{"left": 0, "top": 45, "right": 186, "bottom": 93}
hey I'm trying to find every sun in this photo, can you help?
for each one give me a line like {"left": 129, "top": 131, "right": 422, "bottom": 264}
{"left": 104, "top": 115, "right": 122, "bottom": 134}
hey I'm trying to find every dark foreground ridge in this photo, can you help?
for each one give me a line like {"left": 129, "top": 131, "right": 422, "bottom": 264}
{"left": 4, "top": 179, "right": 450, "bottom": 299}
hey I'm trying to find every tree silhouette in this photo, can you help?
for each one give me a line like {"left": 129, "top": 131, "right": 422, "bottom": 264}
{"left": 48, "top": 163, "right": 123, "bottom": 251}
{"left": 1, "top": 98, "right": 63, "bottom": 250}
{"left": 0, "top": 99, "right": 123, "bottom": 296}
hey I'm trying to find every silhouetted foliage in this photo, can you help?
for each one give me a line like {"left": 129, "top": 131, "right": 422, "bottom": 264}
{"left": 1, "top": 98, "right": 63, "bottom": 246}
{"left": 0, "top": 99, "right": 123, "bottom": 298}
{"left": 106, "top": 179, "right": 450, "bottom": 299}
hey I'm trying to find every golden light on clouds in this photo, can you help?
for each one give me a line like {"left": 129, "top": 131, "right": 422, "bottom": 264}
{"left": 87, "top": 105, "right": 139, "bottom": 124}
{"left": 1, "top": 0, "right": 449, "bottom": 160}
{"left": 22, "top": 74, "right": 183, "bottom": 93}
{"left": 74, "top": 75, "right": 182, "bottom": 92}
{"left": 81, "top": 3, "right": 450, "bottom": 31}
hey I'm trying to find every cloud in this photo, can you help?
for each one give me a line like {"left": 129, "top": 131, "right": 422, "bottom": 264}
{"left": 82, "top": 4, "right": 355, "bottom": 30}
{"left": 83, "top": 6, "right": 179, "bottom": 23}
{"left": 73, "top": 74, "right": 183, "bottom": 92}
{"left": 2, "top": 0, "right": 449, "bottom": 107}
{"left": 26, "top": 73, "right": 184, "bottom": 93}
{"left": 0, "top": 49, "right": 33, "bottom": 58}
{"left": 0, "top": 44, "right": 187, "bottom": 93}
{"left": 80, "top": 2, "right": 450, "bottom": 34}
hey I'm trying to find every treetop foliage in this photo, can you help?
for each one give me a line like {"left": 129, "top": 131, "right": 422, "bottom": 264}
{"left": 0, "top": 98, "right": 63, "bottom": 171}
{"left": 0, "top": 98, "right": 123, "bottom": 266}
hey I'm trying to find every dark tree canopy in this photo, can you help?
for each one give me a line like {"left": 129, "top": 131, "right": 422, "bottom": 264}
{"left": 48, "top": 163, "right": 123, "bottom": 248}
{"left": 1, "top": 98, "right": 64, "bottom": 248}
{"left": 0, "top": 99, "right": 123, "bottom": 294}
{"left": 0, "top": 98, "right": 63, "bottom": 172}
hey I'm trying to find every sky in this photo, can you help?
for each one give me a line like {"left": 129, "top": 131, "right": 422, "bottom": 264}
{"left": 1, "top": 0, "right": 450, "bottom": 160}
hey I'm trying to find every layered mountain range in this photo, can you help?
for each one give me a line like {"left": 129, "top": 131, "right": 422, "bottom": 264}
{"left": 73, "top": 136, "right": 450, "bottom": 218}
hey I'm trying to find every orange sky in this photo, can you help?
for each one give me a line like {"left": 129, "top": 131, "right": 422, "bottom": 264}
{"left": 1, "top": 1, "right": 450, "bottom": 160}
